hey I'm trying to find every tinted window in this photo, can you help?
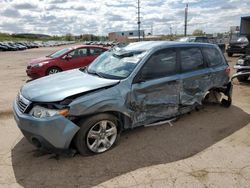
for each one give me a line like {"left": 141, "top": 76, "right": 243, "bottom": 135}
{"left": 140, "top": 49, "right": 177, "bottom": 80}
{"left": 90, "top": 48, "right": 105, "bottom": 55}
{"left": 180, "top": 48, "right": 204, "bottom": 72}
{"left": 195, "top": 38, "right": 207, "bottom": 43}
{"left": 202, "top": 47, "right": 223, "bottom": 67}
{"left": 68, "top": 48, "right": 87, "bottom": 58}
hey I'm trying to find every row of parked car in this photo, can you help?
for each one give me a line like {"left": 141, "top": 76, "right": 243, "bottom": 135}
{"left": 0, "top": 41, "right": 76, "bottom": 51}
{"left": 83, "top": 41, "right": 123, "bottom": 47}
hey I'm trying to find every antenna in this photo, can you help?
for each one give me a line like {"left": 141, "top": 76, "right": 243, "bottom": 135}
{"left": 137, "top": 0, "right": 141, "bottom": 41}
{"left": 184, "top": 3, "right": 188, "bottom": 36}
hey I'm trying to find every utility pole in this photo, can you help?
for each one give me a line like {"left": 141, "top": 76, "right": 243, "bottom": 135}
{"left": 137, "top": 0, "right": 141, "bottom": 41}
{"left": 184, "top": 3, "right": 188, "bottom": 36}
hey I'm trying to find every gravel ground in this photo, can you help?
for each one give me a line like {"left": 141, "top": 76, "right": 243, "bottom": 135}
{"left": 0, "top": 46, "right": 249, "bottom": 188}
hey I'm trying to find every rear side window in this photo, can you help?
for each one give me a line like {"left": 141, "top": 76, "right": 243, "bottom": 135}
{"left": 90, "top": 48, "right": 106, "bottom": 55}
{"left": 180, "top": 48, "right": 204, "bottom": 72}
{"left": 140, "top": 48, "right": 177, "bottom": 80}
{"left": 202, "top": 47, "right": 224, "bottom": 67}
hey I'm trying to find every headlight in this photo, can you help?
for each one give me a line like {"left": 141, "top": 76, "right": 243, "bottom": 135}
{"left": 29, "top": 105, "right": 69, "bottom": 118}
{"left": 237, "top": 59, "right": 245, "bottom": 65}
{"left": 32, "top": 61, "right": 49, "bottom": 68}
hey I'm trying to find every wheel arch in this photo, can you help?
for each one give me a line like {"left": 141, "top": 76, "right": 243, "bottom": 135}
{"left": 46, "top": 66, "right": 62, "bottom": 75}
{"left": 71, "top": 111, "right": 132, "bottom": 134}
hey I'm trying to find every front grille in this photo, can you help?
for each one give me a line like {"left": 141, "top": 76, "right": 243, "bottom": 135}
{"left": 16, "top": 93, "right": 31, "bottom": 113}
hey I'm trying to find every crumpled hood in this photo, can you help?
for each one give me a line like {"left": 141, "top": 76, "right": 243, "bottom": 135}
{"left": 28, "top": 56, "right": 53, "bottom": 66}
{"left": 21, "top": 69, "right": 120, "bottom": 102}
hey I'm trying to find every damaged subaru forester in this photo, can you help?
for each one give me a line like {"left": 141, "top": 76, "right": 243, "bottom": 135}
{"left": 13, "top": 41, "right": 232, "bottom": 155}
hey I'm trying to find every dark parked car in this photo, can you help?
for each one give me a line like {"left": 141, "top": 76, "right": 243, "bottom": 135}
{"left": 0, "top": 43, "right": 8, "bottom": 51}
{"left": 26, "top": 45, "right": 108, "bottom": 79}
{"left": 13, "top": 41, "right": 232, "bottom": 155}
{"left": 226, "top": 37, "right": 249, "bottom": 57}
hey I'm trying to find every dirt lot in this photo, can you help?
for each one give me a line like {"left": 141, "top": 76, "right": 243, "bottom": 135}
{"left": 0, "top": 46, "right": 250, "bottom": 188}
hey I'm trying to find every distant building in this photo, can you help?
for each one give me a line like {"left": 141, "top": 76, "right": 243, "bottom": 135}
{"left": 108, "top": 30, "right": 145, "bottom": 42}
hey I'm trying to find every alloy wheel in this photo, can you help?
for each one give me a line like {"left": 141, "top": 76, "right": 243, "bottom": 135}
{"left": 86, "top": 120, "right": 117, "bottom": 153}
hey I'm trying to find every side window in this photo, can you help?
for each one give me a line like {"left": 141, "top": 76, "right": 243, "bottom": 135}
{"left": 140, "top": 48, "right": 177, "bottom": 80}
{"left": 89, "top": 48, "right": 105, "bottom": 55}
{"left": 68, "top": 48, "right": 87, "bottom": 58}
{"left": 180, "top": 48, "right": 204, "bottom": 72}
{"left": 78, "top": 48, "right": 87, "bottom": 57}
{"left": 202, "top": 47, "right": 224, "bottom": 67}
{"left": 195, "top": 38, "right": 208, "bottom": 43}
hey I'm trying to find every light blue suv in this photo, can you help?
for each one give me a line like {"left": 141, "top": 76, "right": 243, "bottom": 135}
{"left": 13, "top": 41, "right": 232, "bottom": 155}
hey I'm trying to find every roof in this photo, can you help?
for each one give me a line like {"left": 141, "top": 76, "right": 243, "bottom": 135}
{"left": 241, "top": 16, "right": 250, "bottom": 20}
{"left": 73, "top": 45, "right": 109, "bottom": 49}
{"left": 123, "top": 41, "right": 216, "bottom": 51}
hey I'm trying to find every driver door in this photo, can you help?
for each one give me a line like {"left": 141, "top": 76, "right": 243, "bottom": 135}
{"left": 130, "top": 48, "right": 181, "bottom": 126}
{"left": 60, "top": 48, "right": 88, "bottom": 70}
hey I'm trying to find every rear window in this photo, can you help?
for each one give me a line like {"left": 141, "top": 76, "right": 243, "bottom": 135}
{"left": 202, "top": 47, "right": 224, "bottom": 67}
{"left": 180, "top": 48, "right": 205, "bottom": 72}
{"left": 90, "top": 48, "right": 106, "bottom": 55}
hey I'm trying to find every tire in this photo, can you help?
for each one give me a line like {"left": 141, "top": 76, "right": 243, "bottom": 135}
{"left": 237, "top": 75, "right": 249, "bottom": 82}
{"left": 227, "top": 52, "right": 233, "bottom": 57}
{"left": 46, "top": 67, "right": 62, "bottom": 75}
{"left": 74, "top": 113, "right": 120, "bottom": 155}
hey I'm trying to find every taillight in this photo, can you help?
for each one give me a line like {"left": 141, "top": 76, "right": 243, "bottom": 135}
{"left": 225, "top": 67, "right": 230, "bottom": 75}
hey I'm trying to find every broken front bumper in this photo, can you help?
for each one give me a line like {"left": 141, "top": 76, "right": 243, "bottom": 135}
{"left": 13, "top": 100, "right": 79, "bottom": 151}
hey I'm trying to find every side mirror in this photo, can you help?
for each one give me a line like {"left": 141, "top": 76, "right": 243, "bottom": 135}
{"left": 63, "top": 54, "right": 72, "bottom": 60}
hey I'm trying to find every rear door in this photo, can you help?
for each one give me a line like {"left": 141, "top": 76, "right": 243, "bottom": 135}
{"left": 202, "top": 46, "right": 229, "bottom": 87}
{"left": 179, "top": 47, "right": 212, "bottom": 106}
{"left": 60, "top": 48, "right": 89, "bottom": 70}
{"left": 130, "top": 48, "right": 181, "bottom": 126}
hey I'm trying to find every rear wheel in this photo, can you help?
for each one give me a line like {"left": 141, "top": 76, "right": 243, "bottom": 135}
{"left": 46, "top": 67, "right": 61, "bottom": 75}
{"left": 74, "top": 114, "right": 120, "bottom": 155}
{"left": 227, "top": 52, "right": 233, "bottom": 57}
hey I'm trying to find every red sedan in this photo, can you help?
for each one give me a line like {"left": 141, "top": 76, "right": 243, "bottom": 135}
{"left": 26, "top": 45, "right": 108, "bottom": 79}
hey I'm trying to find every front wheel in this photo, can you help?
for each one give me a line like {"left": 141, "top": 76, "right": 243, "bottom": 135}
{"left": 46, "top": 67, "right": 62, "bottom": 75}
{"left": 74, "top": 114, "right": 120, "bottom": 155}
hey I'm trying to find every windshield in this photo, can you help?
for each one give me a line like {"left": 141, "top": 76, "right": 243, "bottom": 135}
{"left": 87, "top": 50, "right": 147, "bottom": 79}
{"left": 48, "top": 48, "right": 72, "bottom": 58}
{"left": 237, "top": 37, "right": 248, "bottom": 43}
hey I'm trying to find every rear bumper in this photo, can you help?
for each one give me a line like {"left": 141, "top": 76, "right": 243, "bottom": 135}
{"left": 12, "top": 100, "right": 80, "bottom": 152}
{"left": 226, "top": 48, "right": 246, "bottom": 54}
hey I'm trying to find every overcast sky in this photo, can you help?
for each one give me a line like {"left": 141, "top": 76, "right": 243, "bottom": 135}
{"left": 0, "top": 0, "right": 249, "bottom": 36}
